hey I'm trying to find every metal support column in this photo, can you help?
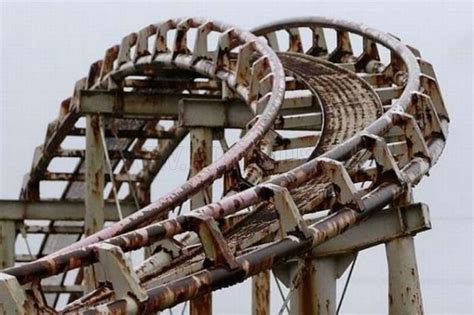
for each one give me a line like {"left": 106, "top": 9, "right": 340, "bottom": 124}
{"left": 290, "top": 257, "right": 337, "bottom": 315}
{"left": 252, "top": 270, "right": 270, "bottom": 315}
{"left": 84, "top": 114, "right": 105, "bottom": 292}
{"left": 0, "top": 221, "right": 15, "bottom": 269}
{"left": 189, "top": 127, "right": 213, "bottom": 315}
{"left": 137, "top": 183, "right": 153, "bottom": 260}
{"left": 385, "top": 236, "right": 423, "bottom": 314}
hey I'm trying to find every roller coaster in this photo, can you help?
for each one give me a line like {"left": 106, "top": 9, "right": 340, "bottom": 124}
{"left": 0, "top": 16, "right": 449, "bottom": 314}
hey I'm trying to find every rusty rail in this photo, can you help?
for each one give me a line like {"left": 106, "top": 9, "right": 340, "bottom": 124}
{"left": 0, "top": 16, "right": 448, "bottom": 314}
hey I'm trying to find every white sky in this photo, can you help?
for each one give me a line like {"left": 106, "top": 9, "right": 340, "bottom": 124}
{"left": 1, "top": 1, "right": 473, "bottom": 314}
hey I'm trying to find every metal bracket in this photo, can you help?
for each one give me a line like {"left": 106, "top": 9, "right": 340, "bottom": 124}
{"left": 328, "top": 30, "right": 354, "bottom": 63}
{"left": 382, "top": 53, "right": 407, "bottom": 85}
{"left": 99, "top": 45, "right": 119, "bottom": 81}
{"left": 316, "top": 158, "right": 365, "bottom": 211}
{"left": 134, "top": 24, "right": 156, "bottom": 62}
{"left": 419, "top": 74, "right": 449, "bottom": 121}
{"left": 214, "top": 28, "right": 235, "bottom": 73}
{"left": 258, "top": 73, "right": 274, "bottom": 102}
{"left": 150, "top": 238, "right": 186, "bottom": 258}
{"left": 392, "top": 112, "right": 431, "bottom": 165}
{"left": 173, "top": 19, "right": 193, "bottom": 55}
{"left": 86, "top": 60, "right": 102, "bottom": 89}
{"left": 360, "top": 132, "right": 407, "bottom": 186}
{"left": 235, "top": 41, "right": 255, "bottom": 86}
{"left": 263, "top": 32, "right": 280, "bottom": 51}
{"left": 406, "top": 45, "right": 421, "bottom": 57}
{"left": 95, "top": 243, "right": 148, "bottom": 302}
{"left": 416, "top": 58, "right": 436, "bottom": 79}
{"left": 409, "top": 91, "right": 447, "bottom": 140}
{"left": 286, "top": 28, "right": 303, "bottom": 53}
{"left": 23, "top": 281, "right": 56, "bottom": 314}
{"left": 243, "top": 150, "right": 274, "bottom": 185}
{"left": 193, "top": 21, "right": 213, "bottom": 62}
{"left": 223, "top": 167, "right": 254, "bottom": 195}
{"left": 0, "top": 272, "right": 28, "bottom": 314}
{"left": 70, "top": 78, "right": 87, "bottom": 110}
{"left": 152, "top": 20, "right": 174, "bottom": 56}
{"left": 355, "top": 37, "right": 380, "bottom": 72}
{"left": 240, "top": 127, "right": 279, "bottom": 185}
{"left": 117, "top": 33, "right": 137, "bottom": 67}
{"left": 306, "top": 26, "right": 327, "bottom": 57}
{"left": 244, "top": 146, "right": 275, "bottom": 170}
{"left": 263, "top": 184, "right": 311, "bottom": 239}
{"left": 249, "top": 56, "right": 271, "bottom": 103}
{"left": 186, "top": 214, "right": 240, "bottom": 270}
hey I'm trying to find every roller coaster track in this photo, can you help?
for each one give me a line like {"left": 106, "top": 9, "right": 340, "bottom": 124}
{"left": 0, "top": 17, "right": 449, "bottom": 314}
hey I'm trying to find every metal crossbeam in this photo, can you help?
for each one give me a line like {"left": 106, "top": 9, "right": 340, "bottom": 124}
{"left": 0, "top": 200, "right": 136, "bottom": 221}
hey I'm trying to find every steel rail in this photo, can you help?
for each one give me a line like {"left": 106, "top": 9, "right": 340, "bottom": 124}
{"left": 92, "top": 135, "right": 443, "bottom": 313}
{"left": 9, "top": 18, "right": 286, "bottom": 307}
{"left": 31, "top": 18, "right": 286, "bottom": 258}
{"left": 78, "top": 18, "right": 449, "bottom": 313}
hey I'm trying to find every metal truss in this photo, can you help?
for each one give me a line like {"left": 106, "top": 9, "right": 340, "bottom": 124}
{"left": 0, "top": 16, "right": 449, "bottom": 315}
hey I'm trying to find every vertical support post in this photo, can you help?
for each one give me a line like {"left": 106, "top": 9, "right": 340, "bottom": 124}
{"left": 252, "top": 270, "right": 270, "bottom": 315}
{"left": 137, "top": 183, "right": 153, "bottom": 260}
{"left": 189, "top": 127, "right": 213, "bottom": 315}
{"left": 290, "top": 257, "right": 337, "bottom": 315}
{"left": 136, "top": 182, "right": 151, "bottom": 209}
{"left": 0, "top": 221, "right": 15, "bottom": 269}
{"left": 190, "top": 128, "right": 213, "bottom": 208}
{"left": 84, "top": 114, "right": 105, "bottom": 292}
{"left": 190, "top": 293, "right": 212, "bottom": 315}
{"left": 385, "top": 236, "right": 423, "bottom": 314}
{"left": 85, "top": 114, "right": 105, "bottom": 235}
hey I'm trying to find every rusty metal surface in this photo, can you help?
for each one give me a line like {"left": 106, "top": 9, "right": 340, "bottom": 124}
{"left": 133, "top": 53, "right": 383, "bottom": 293}
{"left": 6, "top": 18, "right": 286, "bottom": 307}
{"left": 278, "top": 52, "right": 383, "bottom": 155}
{"left": 252, "top": 270, "right": 270, "bottom": 315}
{"left": 34, "top": 17, "right": 286, "bottom": 260}
{"left": 0, "top": 16, "right": 450, "bottom": 314}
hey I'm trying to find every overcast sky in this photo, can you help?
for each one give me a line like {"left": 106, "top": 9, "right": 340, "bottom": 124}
{"left": 1, "top": 1, "right": 472, "bottom": 314}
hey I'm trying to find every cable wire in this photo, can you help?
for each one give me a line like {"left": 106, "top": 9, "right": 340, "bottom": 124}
{"left": 336, "top": 253, "right": 358, "bottom": 315}
{"left": 99, "top": 119, "right": 124, "bottom": 221}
